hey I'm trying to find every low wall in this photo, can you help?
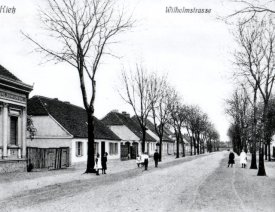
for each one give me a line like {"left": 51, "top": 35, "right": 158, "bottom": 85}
{"left": 0, "top": 159, "right": 26, "bottom": 173}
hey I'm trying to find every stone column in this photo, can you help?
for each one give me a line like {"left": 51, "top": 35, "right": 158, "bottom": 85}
{"left": 2, "top": 103, "right": 8, "bottom": 159}
{"left": 21, "top": 108, "right": 27, "bottom": 158}
{"left": 17, "top": 112, "right": 22, "bottom": 159}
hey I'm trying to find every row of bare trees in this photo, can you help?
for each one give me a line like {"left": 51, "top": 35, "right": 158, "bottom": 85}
{"left": 121, "top": 66, "right": 220, "bottom": 161}
{"left": 226, "top": 7, "right": 275, "bottom": 176}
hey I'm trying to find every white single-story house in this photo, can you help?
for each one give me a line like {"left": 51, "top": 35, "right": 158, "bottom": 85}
{"left": 102, "top": 111, "right": 157, "bottom": 158}
{"left": 27, "top": 96, "right": 121, "bottom": 166}
{"left": 145, "top": 119, "right": 175, "bottom": 156}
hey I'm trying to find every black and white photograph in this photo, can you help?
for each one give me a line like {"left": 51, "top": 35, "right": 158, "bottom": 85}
{"left": 0, "top": 0, "right": 275, "bottom": 211}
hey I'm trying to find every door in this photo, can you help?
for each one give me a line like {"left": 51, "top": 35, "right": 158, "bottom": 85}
{"left": 61, "top": 148, "right": 69, "bottom": 168}
{"left": 121, "top": 143, "right": 128, "bottom": 160}
{"left": 101, "top": 141, "right": 105, "bottom": 157}
{"left": 47, "top": 149, "right": 56, "bottom": 170}
{"left": 131, "top": 142, "right": 138, "bottom": 159}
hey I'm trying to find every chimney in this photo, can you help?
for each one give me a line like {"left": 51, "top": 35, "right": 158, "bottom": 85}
{"left": 122, "top": 111, "right": 130, "bottom": 118}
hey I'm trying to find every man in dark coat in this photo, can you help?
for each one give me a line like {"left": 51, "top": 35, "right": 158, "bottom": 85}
{"left": 154, "top": 149, "right": 159, "bottom": 168}
{"left": 228, "top": 150, "right": 235, "bottom": 168}
{"left": 101, "top": 152, "right": 108, "bottom": 174}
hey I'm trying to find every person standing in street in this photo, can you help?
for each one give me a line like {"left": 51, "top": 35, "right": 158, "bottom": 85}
{"left": 228, "top": 150, "right": 235, "bottom": 168}
{"left": 240, "top": 150, "right": 247, "bottom": 168}
{"left": 154, "top": 149, "right": 159, "bottom": 168}
{"left": 102, "top": 152, "right": 108, "bottom": 174}
{"left": 94, "top": 153, "right": 102, "bottom": 175}
{"left": 143, "top": 153, "right": 149, "bottom": 171}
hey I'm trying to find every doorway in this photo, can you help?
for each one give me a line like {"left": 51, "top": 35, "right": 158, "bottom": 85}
{"left": 101, "top": 141, "right": 105, "bottom": 157}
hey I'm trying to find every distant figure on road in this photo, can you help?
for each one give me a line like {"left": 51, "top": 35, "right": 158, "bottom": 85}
{"left": 141, "top": 153, "right": 149, "bottom": 170}
{"left": 102, "top": 152, "right": 108, "bottom": 174}
{"left": 154, "top": 149, "right": 159, "bottom": 168}
{"left": 240, "top": 150, "right": 247, "bottom": 168}
{"left": 228, "top": 150, "right": 235, "bottom": 168}
{"left": 136, "top": 154, "right": 141, "bottom": 167}
{"left": 94, "top": 153, "right": 102, "bottom": 175}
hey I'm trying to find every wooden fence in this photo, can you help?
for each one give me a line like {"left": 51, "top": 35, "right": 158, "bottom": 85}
{"left": 27, "top": 147, "right": 70, "bottom": 170}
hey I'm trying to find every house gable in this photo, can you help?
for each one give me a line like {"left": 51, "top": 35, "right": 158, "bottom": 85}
{"left": 30, "top": 115, "right": 72, "bottom": 138}
{"left": 109, "top": 125, "right": 139, "bottom": 141}
{"left": 28, "top": 96, "right": 120, "bottom": 140}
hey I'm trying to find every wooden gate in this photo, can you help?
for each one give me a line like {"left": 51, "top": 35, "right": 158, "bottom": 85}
{"left": 27, "top": 147, "right": 70, "bottom": 170}
{"left": 120, "top": 143, "right": 129, "bottom": 160}
{"left": 131, "top": 143, "right": 138, "bottom": 159}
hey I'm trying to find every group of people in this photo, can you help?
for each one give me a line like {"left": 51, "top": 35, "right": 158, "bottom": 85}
{"left": 228, "top": 149, "right": 247, "bottom": 168}
{"left": 136, "top": 149, "right": 160, "bottom": 170}
{"left": 94, "top": 149, "right": 161, "bottom": 175}
{"left": 94, "top": 152, "right": 108, "bottom": 175}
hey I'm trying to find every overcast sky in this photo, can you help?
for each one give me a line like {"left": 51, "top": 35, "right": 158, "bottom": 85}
{"left": 0, "top": 0, "right": 245, "bottom": 141}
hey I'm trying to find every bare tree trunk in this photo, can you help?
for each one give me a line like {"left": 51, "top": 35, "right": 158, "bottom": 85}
{"left": 159, "top": 136, "right": 163, "bottom": 162}
{"left": 86, "top": 112, "right": 96, "bottom": 173}
{"left": 142, "top": 128, "right": 146, "bottom": 153}
{"left": 250, "top": 88, "right": 258, "bottom": 169}
{"left": 175, "top": 132, "right": 180, "bottom": 158}
{"left": 268, "top": 143, "right": 271, "bottom": 161}
{"left": 264, "top": 143, "right": 267, "bottom": 160}
{"left": 180, "top": 132, "right": 185, "bottom": 157}
{"left": 250, "top": 141, "right": 257, "bottom": 169}
{"left": 197, "top": 135, "right": 200, "bottom": 155}
{"left": 258, "top": 141, "right": 266, "bottom": 176}
{"left": 258, "top": 104, "right": 267, "bottom": 176}
{"left": 190, "top": 139, "right": 193, "bottom": 156}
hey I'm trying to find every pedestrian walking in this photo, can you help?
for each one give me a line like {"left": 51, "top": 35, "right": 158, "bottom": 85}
{"left": 102, "top": 152, "right": 108, "bottom": 174}
{"left": 228, "top": 150, "right": 235, "bottom": 168}
{"left": 142, "top": 153, "right": 149, "bottom": 171}
{"left": 94, "top": 153, "right": 102, "bottom": 175}
{"left": 136, "top": 154, "right": 141, "bottom": 167}
{"left": 240, "top": 150, "right": 247, "bottom": 168}
{"left": 154, "top": 149, "right": 159, "bottom": 168}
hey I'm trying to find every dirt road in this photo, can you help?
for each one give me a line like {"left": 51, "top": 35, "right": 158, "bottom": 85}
{"left": 1, "top": 152, "right": 274, "bottom": 212}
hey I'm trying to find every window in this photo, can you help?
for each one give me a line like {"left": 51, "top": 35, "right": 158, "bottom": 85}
{"left": 109, "top": 143, "right": 118, "bottom": 155}
{"left": 10, "top": 116, "right": 18, "bottom": 145}
{"left": 76, "top": 142, "right": 83, "bottom": 156}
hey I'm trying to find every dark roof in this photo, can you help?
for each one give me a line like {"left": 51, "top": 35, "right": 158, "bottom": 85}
{"left": 102, "top": 111, "right": 156, "bottom": 141}
{"left": 27, "top": 96, "right": 120, "bottom": 140}
{"left": 0, "top": 65, "right": 21, "bottom": 82}
{"left": 144, "top": 119, "right": 173, "bottom": 142}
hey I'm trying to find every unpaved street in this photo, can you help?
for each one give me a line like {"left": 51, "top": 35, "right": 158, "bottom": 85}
{"left": 1, "top": 152, "right": 275, "bottom": 212}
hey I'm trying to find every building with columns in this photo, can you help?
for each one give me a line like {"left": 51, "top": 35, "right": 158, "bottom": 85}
{"left": 0, "top": 65, "right": 33, "bottom": 173}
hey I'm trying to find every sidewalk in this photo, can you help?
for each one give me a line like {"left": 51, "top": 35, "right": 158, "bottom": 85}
{"left": 0, "top": 153, "right": 206, "bottom": 201}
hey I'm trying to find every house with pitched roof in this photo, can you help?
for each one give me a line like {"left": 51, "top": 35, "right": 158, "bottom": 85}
{"left": 0, "top": 65, "right": 33, "bottom": 173}
{"left": 144, "top": 119, "right": 174, "bottom": 155}
{"left": 27, "top": 96, "right": 121, "bottom": 164}
{"left": 102, "top": 111, "right": 157, "bottom": 159}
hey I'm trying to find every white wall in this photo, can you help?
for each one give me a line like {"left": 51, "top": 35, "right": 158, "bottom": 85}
{"left": 145, "top": 141, "right": 156, "bottom": 156}
{"left": 27, "top": 137, "right": 121, "bottom": 165}
{"left": 104, "top": 140, "right": 121, "bottom": 160}
{"left": 71, "top": 139, "right": 121, "bottom": 163}
{"left": 71, "top": 138, "right": 88, "bottom": 163}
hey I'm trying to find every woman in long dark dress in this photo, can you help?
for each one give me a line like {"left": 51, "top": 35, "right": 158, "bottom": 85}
{"left": 228, "top": 150, "right": 235, "bottom": 167}
{"left": 102, "top": 152, "right": 108, "bottom": 174}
